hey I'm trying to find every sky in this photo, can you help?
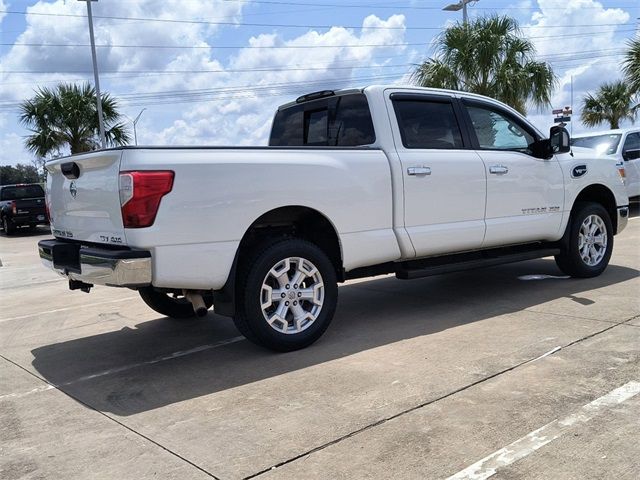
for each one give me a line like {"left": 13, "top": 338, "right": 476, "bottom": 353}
{"left": 0, "top": 0, "right": 638, "bottom": 166}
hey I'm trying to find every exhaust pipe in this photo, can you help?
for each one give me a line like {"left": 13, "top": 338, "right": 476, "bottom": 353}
{"left": 184, "top": 290, "right": 209, "bottom": 317}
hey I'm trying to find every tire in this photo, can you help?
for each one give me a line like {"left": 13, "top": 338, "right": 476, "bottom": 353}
{"left": 234, "top": 238, "right": 338, "bottom": 352}
{"left": 555, "top": 202, "right": 613, "bottom": 278}
{"left": 139, "top": 287, "right": 213, "bottom": 319}
{"left": 2, "top": 217, "right": 15, "bottom": 235}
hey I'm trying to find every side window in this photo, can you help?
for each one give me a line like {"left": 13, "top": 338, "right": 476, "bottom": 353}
{"left": 393, "top": 99, "right": 464, "bottom": 149}
{"left": 466, "top": 104, "right": 535, "bottom": 153}
{"left": 269, "top": 93, "right": 375, "bottom": 147}
{"left": 623, "top": 132, "right": 640, "bottom": 160}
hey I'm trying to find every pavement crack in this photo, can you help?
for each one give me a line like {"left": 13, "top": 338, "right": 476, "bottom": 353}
{"left": 242, "top": 313, "right": 639, "bottom": 480}
{"left": 0, "top": 353, "right": 223, "bottom": 480}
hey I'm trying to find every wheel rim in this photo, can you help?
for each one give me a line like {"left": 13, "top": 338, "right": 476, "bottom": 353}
{"left": 578, "top": 214, "right": 608, "bottom": 266}
{"left": 260, "top": 257, "right": 325, "bottom": 335}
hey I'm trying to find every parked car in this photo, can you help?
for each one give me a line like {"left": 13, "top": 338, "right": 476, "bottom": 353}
{"left": 572, "top": 128, "right": 640, "bottom": 200}
{"left": 0, "top": 183, "right": 48, "bottom": 235}
{"left": 38, "top": 86, "right": 629, "bottom": 351}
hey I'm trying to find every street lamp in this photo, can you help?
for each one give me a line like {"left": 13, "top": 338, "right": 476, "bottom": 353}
{"left": 78, "top": 0, "right": 106, "bottom": 149}
{"left": 442, "top": 0, "right": 478, "bottom": 24}
{"left": 124, "top": 108, "right": 147, "bottom": 146}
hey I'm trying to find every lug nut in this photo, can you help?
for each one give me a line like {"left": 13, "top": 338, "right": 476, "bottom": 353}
{"left": 294, "top": 284, "right": 298, "bottom": 289}
{"left": 297, "top": 292, "right": 302, "bottom": 297}
{"left": 285, "top": 301, "right": 290, "bottom": 306}
{"left": 286, "top": 284, "right": 290, "bottom": 289}
{"left": 281, "top": 293, "right": 286, "bottom": 298}
{"left": 293, "top": 301, "right": 298, "bottom": 306}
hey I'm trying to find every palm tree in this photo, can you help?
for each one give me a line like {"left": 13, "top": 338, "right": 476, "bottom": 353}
{"left": 581, "top": 81, "right": 637, "bottom": 130}
{"left": 19, "top": 83, "right": 130, "bottom": 157}
{"left": 411, "top": 16, "right": 556, "bottom": 114}
{"left": 623, "top": 37, "right": 640, "bottom": 94}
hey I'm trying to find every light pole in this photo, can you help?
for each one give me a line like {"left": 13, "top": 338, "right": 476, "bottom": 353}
{"left": 442, "top": 0, "right": 478, "bottom": 24}
{"left": 79, "top": 0, "right": 106, "bottom": 149}
{"left": 125, "top": 108, "right": 147, "bottom": 146}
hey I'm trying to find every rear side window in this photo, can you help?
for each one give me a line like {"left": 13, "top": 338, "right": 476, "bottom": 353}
{"left": 1, "top": 185, "right": 44, "bottom": 200}
{"left": 392, "top": 99, "right": 464, "bottom": 149}
{"left": 269, "top": 93, "right": 375, "bottom": 147}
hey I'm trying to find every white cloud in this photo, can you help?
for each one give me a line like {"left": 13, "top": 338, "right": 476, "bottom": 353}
{"left": 148, "top": 14, "right": 408, "bottom": 147}
{"left": 0, "top": 1, "right": 7, "bottom": 24}
{"left": 524, "top": 0, "right": 631, "bottom": 134}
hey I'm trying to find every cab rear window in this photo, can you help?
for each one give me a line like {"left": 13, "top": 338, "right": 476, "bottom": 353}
{"left": 269, "top": 93, "right": 375, "bottom": 147}
{"left": 1, "top": 185, "right": 44, "bottom": 200}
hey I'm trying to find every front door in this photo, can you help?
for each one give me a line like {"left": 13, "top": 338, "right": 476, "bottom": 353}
{"left": 622, "top": 131, "right": 640, "bottom": 198}
{"left": 461, "top": 100, "right": 564, "bottom": 247}
{"left": 388, "top": 93, "right": 487, "bottom": 258}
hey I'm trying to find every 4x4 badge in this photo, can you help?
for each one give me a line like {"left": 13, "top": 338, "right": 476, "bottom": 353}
{"left": 69, "top": 181, "right": 78, "bottom": 198}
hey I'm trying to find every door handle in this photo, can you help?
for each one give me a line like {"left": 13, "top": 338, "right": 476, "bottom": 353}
{"left": 489, "top": 165, "right": 509, "bottom": 175}
{"left": 407, "top": 166, "right": 431, "bottom": 176}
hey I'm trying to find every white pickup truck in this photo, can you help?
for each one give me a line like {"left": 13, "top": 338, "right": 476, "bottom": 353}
{"left": 39, "top": 86, "right": 630, "bottom": 351}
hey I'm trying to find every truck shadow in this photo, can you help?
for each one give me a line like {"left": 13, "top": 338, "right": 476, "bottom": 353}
{"left": 31, "top": 259, "right": 638, "bottom": 416}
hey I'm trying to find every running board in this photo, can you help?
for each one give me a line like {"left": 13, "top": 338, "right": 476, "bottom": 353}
{"left": 396, "top": 247, "right": 561, "bottom": 280}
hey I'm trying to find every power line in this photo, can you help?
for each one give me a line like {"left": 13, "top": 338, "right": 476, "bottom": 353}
{"left": 0, "top": 9, "right": 635, "bottom": 29}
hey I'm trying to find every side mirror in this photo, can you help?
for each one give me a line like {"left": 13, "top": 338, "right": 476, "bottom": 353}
{"left": 549, "top": 126, "right": 571, "bottom": 154}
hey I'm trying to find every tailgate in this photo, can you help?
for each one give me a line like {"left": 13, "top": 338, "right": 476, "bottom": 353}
{"left": 46, "top": 150, "right": 127, "bottom": 245}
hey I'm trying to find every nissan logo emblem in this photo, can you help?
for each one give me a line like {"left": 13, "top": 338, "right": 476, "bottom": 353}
{"left": 69, "top": 181, "right": 78, "bottom": 198}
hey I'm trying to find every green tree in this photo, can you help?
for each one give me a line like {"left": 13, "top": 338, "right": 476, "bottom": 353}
{"left": 412, "top": 16, "right": 556, "bottom": 114}
{"left": 19, "top": 82, "right": 130, "bottom": 157}
{"left": 623, "top": 37, "right": 640, "bottom": 94}
{"left": 581, "top": 80, "right": 637, "bottom": 130}
{"left": 0, "top": 164, "right": 42, "bottom": 185}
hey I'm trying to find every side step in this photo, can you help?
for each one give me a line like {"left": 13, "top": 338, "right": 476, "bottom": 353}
{"left": 396, "top": 247, "right": 561, "bottom": 280}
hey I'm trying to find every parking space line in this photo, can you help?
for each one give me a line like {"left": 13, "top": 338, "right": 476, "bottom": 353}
{"left": 0, "top": 296, "right": 139, "bottom": 323}
{"left": 446, "top": 381, "right": 640, "bottom": 480}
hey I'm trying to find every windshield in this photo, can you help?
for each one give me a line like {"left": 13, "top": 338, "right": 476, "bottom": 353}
{"left": 571, "top": 134, "right": 622, "bottom": 155}
{"left": 0, "top": 185, "right": 45, "bottom": 201}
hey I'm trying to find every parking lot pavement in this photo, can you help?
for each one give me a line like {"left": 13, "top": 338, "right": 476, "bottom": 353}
{"left": 1, "top": 219, "right": 638, "bottom": 480}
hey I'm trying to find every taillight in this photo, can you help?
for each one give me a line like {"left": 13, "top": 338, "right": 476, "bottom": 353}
{"left": 119, "top": 171, "right": 174, "bottom": 228}
{"left": 11, "top": 201, "right": 16, "bottom": 215}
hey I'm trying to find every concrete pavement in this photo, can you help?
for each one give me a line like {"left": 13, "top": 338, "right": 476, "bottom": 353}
{"left": 1, "top": 215, "right": 638, "bottom": 479}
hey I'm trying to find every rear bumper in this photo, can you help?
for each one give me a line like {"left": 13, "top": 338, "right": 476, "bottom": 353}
{"left": 38, "top": 239, "right": 151, "bottom": 287}
{"left": 617, "top": 206, "right": 629, "bottom": 235}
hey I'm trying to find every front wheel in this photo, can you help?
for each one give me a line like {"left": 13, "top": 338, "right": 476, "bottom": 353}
{"left": 234, "top": 239, "right": 338, "bottom": 352}
{"left": 555, "top": 202, "right": 613, "bottom": 278}
{"left": 139, "top": 287, "right": 213, "bottom": 319}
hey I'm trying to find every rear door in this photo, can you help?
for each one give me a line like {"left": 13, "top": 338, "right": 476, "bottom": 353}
{"left": 387, "top": 92, "right": 487, "bottom": 257}
{"left": 461, "top": 99, "right": 564, "bottom": 247}
{"left": 46, "top": 150, "right": 127, "bottom": 245}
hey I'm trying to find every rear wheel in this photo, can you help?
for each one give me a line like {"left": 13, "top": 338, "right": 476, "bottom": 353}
{"left": 234, "top": 239, "right": 338, "bottom": 352}
{"left": 139, "top": 287, "right": 213, "bottom": 319}
{"left": 555, "top": 202, "right": 613, "bottom": 278}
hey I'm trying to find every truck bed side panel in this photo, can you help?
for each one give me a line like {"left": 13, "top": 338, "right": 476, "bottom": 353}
{"left": 120, "top": 148, "right": 400, "bottom": 289}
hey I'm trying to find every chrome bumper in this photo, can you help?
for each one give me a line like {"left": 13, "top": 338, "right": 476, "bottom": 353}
{"left": 38, "top": 239, "right": 152, "bottom": 287}
{"left": 617, "top": 206, "right": 629, "bottom": 235}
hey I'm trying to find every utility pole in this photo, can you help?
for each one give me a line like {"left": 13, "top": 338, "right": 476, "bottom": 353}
{"left": 80, "top": 0, "right": 106, "bottom": 149}
{"left": 125, "top": 108, "right": 147, "bottom": 146}
{"left": 442, "top": 0, "right": 478, "bottom": 24}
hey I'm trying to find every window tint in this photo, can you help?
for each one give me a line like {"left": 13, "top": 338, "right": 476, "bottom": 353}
{"left": 623, "top": 132, "right": 640, "bottom": 160}
{"left": 0, "top": 185, "right": 44, "bottom": 201}
{"left": 393, "top": 100, "right": 463, "bottom": 149}
{"left": 305, "top": 109, "right": 328, "bottom": 145}
{"left": 466, "top": 104, "right": 534, "bottom": 153}
{"left": 269, "top": 93, "right": 375, "bottom": 146}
